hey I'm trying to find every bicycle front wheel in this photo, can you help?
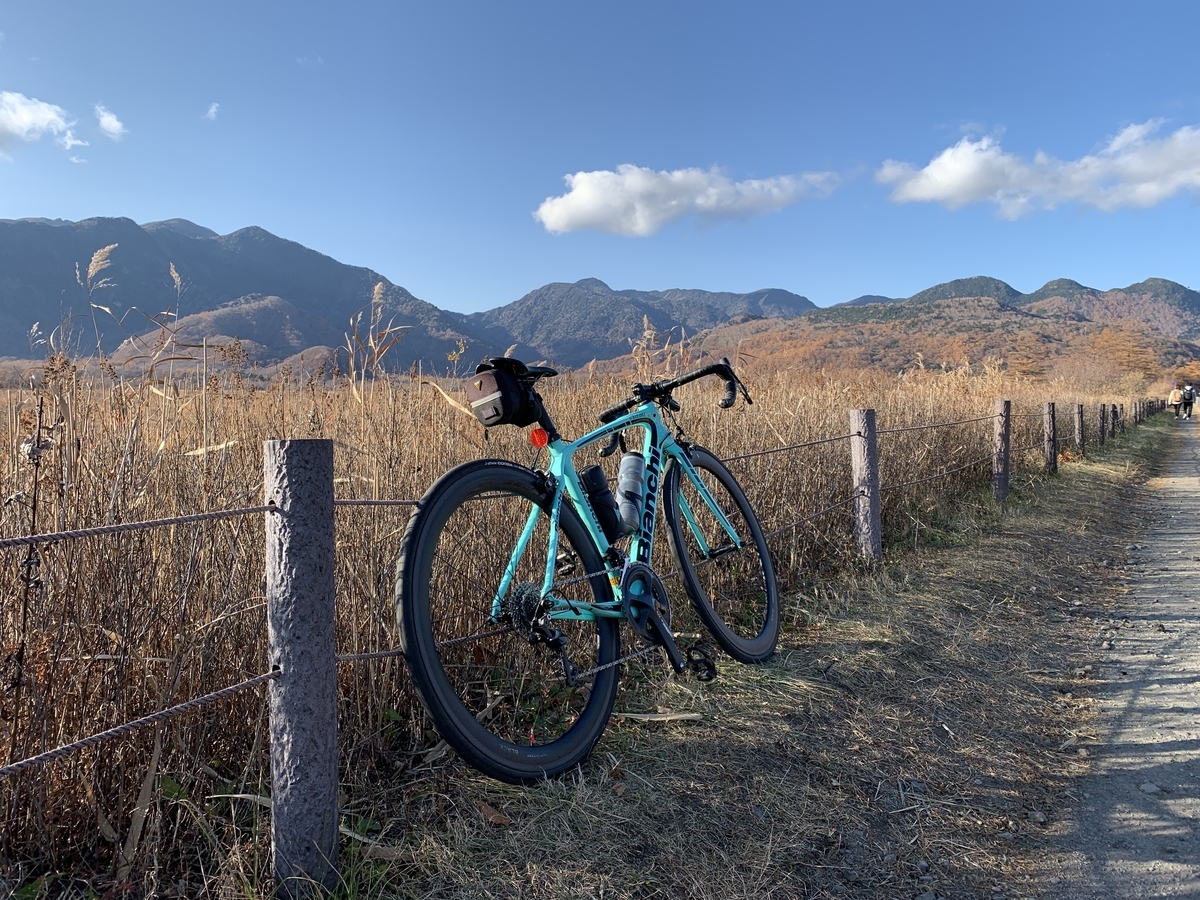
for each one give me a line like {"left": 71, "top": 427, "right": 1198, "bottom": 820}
{"left": 396, "top": 458, "right": 620, "bottom": 784}
{"left": 663, "top": 445, "right": 780, "bottom": 664}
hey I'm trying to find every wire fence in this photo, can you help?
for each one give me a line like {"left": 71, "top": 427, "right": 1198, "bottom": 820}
{"left": 0, "top": 670, "right": 280, "bottom": 780}
{"left": 0, "top": 504, "right": 278, "bottom": 550}
{"left": 0, "top": 397, "right": 1158, "bottom": 783}
{"left": 879, "top": 454, "right": 994, "bottom": 494}
{"left": 333, "top": 498, "right": 419, "bottom": 508}
{"left": 874, "top": 412, "right": 998, "bottom": 435}
{"left": 762, "top": 490, "right": 863, "bottom": 539}
{"left": 721, "top": 431, "right": 855, "bottom": 463}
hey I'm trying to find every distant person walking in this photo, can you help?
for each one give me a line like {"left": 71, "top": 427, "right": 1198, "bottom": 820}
{"left": 1184, "top": 385, "right": 1196, "bottom": 420}
{"left": 1170, "top": 383, "right": 1183, "bottom": 417}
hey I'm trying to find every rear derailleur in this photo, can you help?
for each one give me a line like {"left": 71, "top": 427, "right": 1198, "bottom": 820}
{"left": 501, "top": 582, "right": 577, "bottom": 681}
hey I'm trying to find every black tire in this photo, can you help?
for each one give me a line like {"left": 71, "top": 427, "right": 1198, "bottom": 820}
{"left": 396, "top": 458, "right": 620, "bottom": 783}
{"left": 663, "top": 446, "right": 780, "bottom": 663}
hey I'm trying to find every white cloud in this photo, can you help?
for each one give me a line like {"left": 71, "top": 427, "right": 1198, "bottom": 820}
{"left": 876, "top": 120, "right": 1200, "bottom": 218}
{"left": 94, "top": 103, "right": 127, "bottom": 140}
{"left": 0, "top": 90, "right": 70, "bottom": 152}
{"left": 69, "top": 155, "right": 86, "bottom": 164}
{"left": 204, "top": 102, "right": 220, "bottom": 121}
{"left": 58, "top": 128, "right": 88, "bottom": 150}
{"left": 534, "top": 164, "right": 839, "bottom": 236}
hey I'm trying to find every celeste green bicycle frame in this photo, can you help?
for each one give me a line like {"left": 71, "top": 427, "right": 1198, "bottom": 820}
{"left": 489, "top": 400, "right": 744, "bottom": 625}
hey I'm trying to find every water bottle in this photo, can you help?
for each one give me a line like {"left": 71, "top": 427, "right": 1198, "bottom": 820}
{"left": 616, "top": 452, "right": 645, "bottom": 535}
{"left": 580, "top": 465, "right": 623, "bottom": 543}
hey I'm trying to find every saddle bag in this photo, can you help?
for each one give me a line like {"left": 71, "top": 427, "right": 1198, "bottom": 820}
{"left": 465, "top": 364, "right": 540, "bottom": 427}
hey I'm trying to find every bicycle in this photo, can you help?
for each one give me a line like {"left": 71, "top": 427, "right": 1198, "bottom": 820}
{"left": 396, "top": 356, "right": 780, "bottom": 784}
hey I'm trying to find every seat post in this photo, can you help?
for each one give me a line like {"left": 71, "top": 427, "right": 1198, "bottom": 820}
{"left": 532, "top": 389, "right": 562, "bottom": 442}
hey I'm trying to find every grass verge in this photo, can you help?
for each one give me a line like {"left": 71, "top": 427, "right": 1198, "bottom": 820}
{"left": 325, "top": 419, "right": 1168, "bottom": 900}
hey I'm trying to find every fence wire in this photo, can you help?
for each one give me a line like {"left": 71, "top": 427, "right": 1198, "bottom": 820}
{"left": 0, "top": 505, "right": 278, "bottom": 550}
{"left": 721, "top": 432, "right": 855, "bottom": 463}
{"left": 0, "top": 670, "right": 280, "bottom": 780}
{"left": 763, "top": 490, "right": 862, "bottom": 539}
{"left": 337, "top": 648, "right": 407, "bottom": 663}
{"left": 880, "top": 453, "right": 993, "bottom": 494}
{"left": 875, "top": 412, "right": 998, "bottom": 436}
{"left": 334, "top": 499, "right": 418, "bottom": 508}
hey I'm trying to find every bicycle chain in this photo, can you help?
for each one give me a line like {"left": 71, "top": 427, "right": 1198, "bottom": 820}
{"left": 434, "top": 625, "right": 513, "bottom": 650}
{"left": 432, "top": 611, "right": 661, "bottom": 685}
{"left": 432, "top": 543, "right": 728, "bottom": 667}
{"left": 564, "top": 642, "right": 663, "bottom": 684}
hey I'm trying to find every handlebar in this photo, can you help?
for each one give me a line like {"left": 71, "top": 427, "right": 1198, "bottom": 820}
{"left": 598, "top": 358, "right": 752, "bottom": 424}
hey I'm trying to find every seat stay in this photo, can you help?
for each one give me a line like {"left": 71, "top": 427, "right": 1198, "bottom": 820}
{"left": 491, "top": 502, "right": 544, "bottom": 620}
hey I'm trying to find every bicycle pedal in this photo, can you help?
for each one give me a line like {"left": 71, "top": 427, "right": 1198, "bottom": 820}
{"left": 686, "top": 646, "right": 718, "bottom": 682}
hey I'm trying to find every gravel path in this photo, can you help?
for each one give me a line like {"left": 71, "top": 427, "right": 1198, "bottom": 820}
{"left": 1050, "top": 421, "right": 1200, "bottom": 897}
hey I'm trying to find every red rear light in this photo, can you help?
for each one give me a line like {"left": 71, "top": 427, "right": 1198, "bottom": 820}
{"left": 529, "top": 427, "right": 550, "bottom": 448}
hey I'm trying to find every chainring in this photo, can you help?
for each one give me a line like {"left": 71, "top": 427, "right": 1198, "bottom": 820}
{"left": 620, "top": 562, "right": 672, "bottom": 644}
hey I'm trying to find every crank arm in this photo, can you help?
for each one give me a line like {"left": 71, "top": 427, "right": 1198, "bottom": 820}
{"left": 630, "top": 596, "right": 687, "bottom": 673}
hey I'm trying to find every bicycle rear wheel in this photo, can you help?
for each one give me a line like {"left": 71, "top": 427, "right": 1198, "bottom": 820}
{"left": 396, "top": 458, "right": 620, "bottom": 783}
{"left": 663, "top": 445, "right": 780, "bottom": 663}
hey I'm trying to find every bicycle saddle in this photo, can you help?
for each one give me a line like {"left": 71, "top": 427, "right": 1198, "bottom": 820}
{"left": 477, "top": 357, "right": 558, "bottom": 381}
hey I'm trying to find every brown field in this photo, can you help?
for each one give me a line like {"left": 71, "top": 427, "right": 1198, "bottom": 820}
{"left": 0, "top": 350, "right": 1158, "bottom": 896}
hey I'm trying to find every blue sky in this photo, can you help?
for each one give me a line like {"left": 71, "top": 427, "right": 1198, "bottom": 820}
{"left": 2, "top": 2, "right": 1199, "bottom": 312}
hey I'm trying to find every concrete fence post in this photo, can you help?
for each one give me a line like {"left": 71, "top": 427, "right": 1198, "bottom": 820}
{"left": 265, "top": 439, "right": 339, "bottom": 898}
{"left": 1043, "top": 402, "right": 1058, "bottom": 474}
{"left": 1075, "top": 403, "right": 1085, "bottom": 457}
{"left": 848, "top": 408, "right": 883, "bottom": 565}
{"left": 1097, "top": 404, "right": 1107, "bottom": 447}
{"left": 993, "top": 399, "right": 1011, "bottom": 502}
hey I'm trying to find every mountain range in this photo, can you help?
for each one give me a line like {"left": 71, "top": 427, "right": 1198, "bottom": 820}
{"left": 1, "top": 216, "right": 1197, "bottom": 379}
{"left": 694, "top": 275, "right": 1200, "bottom": 379}
{"left": 0, "top": 217, "right": 814, "bottom": 371}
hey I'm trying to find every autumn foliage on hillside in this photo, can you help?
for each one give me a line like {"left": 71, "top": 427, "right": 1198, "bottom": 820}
{"left": 689, "top": 291, "right": 1196, "bottom": 392}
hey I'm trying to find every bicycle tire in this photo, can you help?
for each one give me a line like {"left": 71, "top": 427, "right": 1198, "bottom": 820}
{"left": 663, "top": 445, "right": 780, "bottom": 663}
{"left": 396, "top": 458, "right": 620, "bottom": 783}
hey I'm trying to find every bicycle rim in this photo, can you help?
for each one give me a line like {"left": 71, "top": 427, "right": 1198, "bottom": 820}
{"left": 396, "top": 459, "right": 620, "bottom": 783}
{"left": 664, "top": 446, "right": 779, "bottom": 663}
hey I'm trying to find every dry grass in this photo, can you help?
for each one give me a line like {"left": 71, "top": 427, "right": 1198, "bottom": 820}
{"left": 0, "top": 353, "right": 1157, "bottom": 896}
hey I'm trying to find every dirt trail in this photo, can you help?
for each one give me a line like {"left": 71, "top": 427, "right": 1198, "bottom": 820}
{"left": 1049, "top": 422, "right": 1200, "bottom": 897}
